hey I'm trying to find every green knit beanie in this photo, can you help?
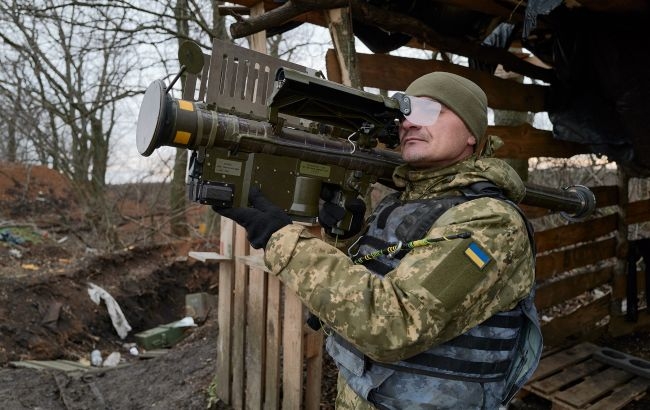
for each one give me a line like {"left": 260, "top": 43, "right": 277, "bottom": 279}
{"left": 405, "top": 72, "right": 488, "bottom": 141}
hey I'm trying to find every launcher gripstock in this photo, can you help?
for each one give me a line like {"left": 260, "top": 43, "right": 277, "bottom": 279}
{"left": 135, "top": 39, "right": 596, "bottom": 233}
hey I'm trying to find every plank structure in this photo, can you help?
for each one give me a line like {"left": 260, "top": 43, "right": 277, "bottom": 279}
{"left": 213, "top": 218, "right": 324, "bottom": 409}
{"left": 523, "top": 342, "right": 650, "bottom": 409}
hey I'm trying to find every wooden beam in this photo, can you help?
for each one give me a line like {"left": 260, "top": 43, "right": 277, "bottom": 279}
{"left": 609, "top": 308, "right": 650, "bottom": 337}
{"left": 264, "top": 275, "right": 282, "bottom": 409}
{"left": 328, "top": 50, "right": 549, "bottom": 112}
{"left": 248, "top": 2, "right": 268, "bottom": 53}
{"left": 230, "top": 0, "right": 555, "bottom": 81}
{"left": 541, "top": 296, "right": 610, "bottom": 347}
{"left": 535, "top": 266, "right": 613, "bottom": 310}
{"left": 231, "top": 224, "right": 249, "bottom": 409}
{"left": 536, "top": 238, "right": 617, "bottom": 282}
{"left": 625, "top": 199, "right": 650, "bottom": 225}
{"left": 216, "top": 218, "right": 235, "bottom": 404}
{"left": 612, "top": 269, "right": 646, "bottom": 300}
{"left": 490, "top": 124, "right": 586, "bottom": 159}
{"left": 324, "top": 8, "right": 361, "bottom": 88}
{"left": 535, "top": 214, "right": 617, "bottom": 253}
{"left": 282, "top": 291, "right": 305, "bottom": 408}
{"left": 245, "top": 249, "right": 267, "bottom": 409}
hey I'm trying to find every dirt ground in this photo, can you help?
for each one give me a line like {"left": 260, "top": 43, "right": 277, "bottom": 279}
{"left": 1, "top": 162, "right": 650, "bottom": 409}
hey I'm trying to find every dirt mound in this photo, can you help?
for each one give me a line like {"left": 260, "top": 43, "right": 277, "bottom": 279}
{"left": 0, "top": 162, "right": 79, "bottom": 223}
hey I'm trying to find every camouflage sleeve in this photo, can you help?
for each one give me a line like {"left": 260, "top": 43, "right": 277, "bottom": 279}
{"left": 264, "top": 197, "right": 534, "bottom": 363}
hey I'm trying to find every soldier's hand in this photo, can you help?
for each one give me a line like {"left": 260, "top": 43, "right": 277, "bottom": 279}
{"left": 319, "top": 185, "right": 366, "bottom": 239}
{"left": 213, "top": 187, "right": 291, "bottom": 249}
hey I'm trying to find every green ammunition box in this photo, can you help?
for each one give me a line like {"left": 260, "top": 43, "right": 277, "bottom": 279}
{"left": 134, "top": 323, "right": 187, "bottom": 350}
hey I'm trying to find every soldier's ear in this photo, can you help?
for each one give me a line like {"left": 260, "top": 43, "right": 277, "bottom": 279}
{"left": 467, "top": 135, "right": 477, "bottom": 147}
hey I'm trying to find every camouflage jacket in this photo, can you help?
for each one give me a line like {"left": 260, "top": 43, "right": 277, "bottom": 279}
{"left": 264, "top": 157, "right": 535, "bottom": 407}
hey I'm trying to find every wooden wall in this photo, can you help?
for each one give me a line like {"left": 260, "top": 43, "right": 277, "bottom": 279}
{"left": 528, "top": 187, "right": 650, "bottom": 346}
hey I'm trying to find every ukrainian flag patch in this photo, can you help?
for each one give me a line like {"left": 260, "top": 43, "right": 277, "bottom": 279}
{"left": 464, "top": 242, "right": 491, "bottom": 270}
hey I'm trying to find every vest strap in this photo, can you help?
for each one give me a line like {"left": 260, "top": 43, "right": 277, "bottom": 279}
{"left": 482, "top": 313, "right": 524, "bottom": 328}
{"left": 443, "top": 334, "right": 518, "bottom": 351}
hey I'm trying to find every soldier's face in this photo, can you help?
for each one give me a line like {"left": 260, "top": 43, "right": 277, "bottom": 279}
{"left": 399, "top": 99, "right": 476, "bottom": 169}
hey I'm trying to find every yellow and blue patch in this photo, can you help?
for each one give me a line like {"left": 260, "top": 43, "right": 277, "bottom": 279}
{"left": 464, "top": 242, "right": 491, "bottom": 270}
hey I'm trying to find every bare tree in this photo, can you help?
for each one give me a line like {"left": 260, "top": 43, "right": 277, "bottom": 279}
{"left": 0, "top": 0, "right": 333, "bottom": 247}
{"left": 0, "top": 1, "right": 148, "bottom": 244}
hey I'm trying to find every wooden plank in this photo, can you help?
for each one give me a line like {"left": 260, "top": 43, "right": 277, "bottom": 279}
{"left": 554, "top": 367, "right": 633, "bottom": 408}
{"left": 248, "top": 2, "right": 267, "bottom": 54}
{"left": 531, "top": 358, "right": 605, "bottom": 395}
{"left": 216, "top": 217, "right": 235, "bottom": 404}
{"left": 491, "top": 123, "right": 586, "bottom": 159}
{"left": 592, "top": 186, "right": 618, "bottom": 208}
{"left": 536, "top": 238, "right": 617, "bottom": 281}
{"left": 304, "top": 329, "right": 324, "bottom": 410}
{"left": 10, "top": 360, "right": 92, "bottom": 372}
{"left": 541, "top": 297, "right": 610, "bottom": 347}
{"left": 625, "top": 199, "right": 650, "bottom": 225}
{"left": 325, "top": 8, "right": 360, "bottom": 88}
{"left": 282, "top": 291, "right": 304, "bottom": 409}
{"left": 246, "top": 247, "right": 267, "bottom": 410}
{"left": 609, "top": 308, "right": 650, "bottom": 337}
{"left": 232, "top": 224, "right": 249, "bottom": 409}
{"left": 612, "top": 269, "right": 646, "bottom": 299}
{"left": 586, "top": 377, "right": 650, "bottom": 410}
{"left": 529, "top": 342, "right": 600, "bottom": 382}
{"left": 264, "top": 275, "right": 282, "bottom": 410}
{"left": 535, "top": 266, "right": 613, "bottom": 310}
{"left": 534, "top": 214, "right": 617, "bottom": 254}
{"left": 340, "top": 50, "right": 549, "bottom": 112}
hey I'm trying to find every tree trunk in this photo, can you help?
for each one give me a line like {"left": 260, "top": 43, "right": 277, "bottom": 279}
{"left": 170, "top": 0, "right": 192, "bottom": 237}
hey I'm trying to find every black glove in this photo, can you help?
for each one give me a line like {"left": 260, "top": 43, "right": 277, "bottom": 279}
{"left": 212, "top": 187, "right": 292, "bottom": 249}
{"left": 319, "top": 186, "right": 366, "bottom": 239}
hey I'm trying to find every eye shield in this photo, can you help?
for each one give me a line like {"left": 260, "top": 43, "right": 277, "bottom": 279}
{"left": 392, "top": 92, "right": 442, "bottom": 126}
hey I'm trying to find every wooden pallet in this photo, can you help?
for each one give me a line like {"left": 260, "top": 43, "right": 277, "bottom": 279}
{"left": 523, "top": 342, "right": 650, "bottom": 409}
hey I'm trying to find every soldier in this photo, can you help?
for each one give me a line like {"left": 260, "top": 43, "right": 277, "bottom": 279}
{"left": 214, "top": 72, "right": 542, "bottom": 409}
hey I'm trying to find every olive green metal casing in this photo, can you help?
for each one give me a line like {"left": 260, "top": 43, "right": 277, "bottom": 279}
{"left": 202, "top": 146, "right": 375, "bottom": 225}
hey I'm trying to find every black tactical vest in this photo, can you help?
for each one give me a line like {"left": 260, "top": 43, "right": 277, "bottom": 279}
{"left": 326, "top": 182, "right": 542, "bottom": 408}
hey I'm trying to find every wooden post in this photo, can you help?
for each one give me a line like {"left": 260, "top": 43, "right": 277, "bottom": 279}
{"left": 216, "top": 217, "right": 235, "bottom": 403}
{"left": 232, "top": 224, "right": 249, "bottom": 409}
{"left": 249, "top": 2, "right": 267, "bottom": 54}
{"left": 324, "top": 7, "right": 361, "bottom": 88}
{"left": 493, "top": 62, "right": 532, "bottom": 181}
{"left": 611, "top": 168, "right": 629, "bottom": 317}
{"left": 264, "top": 274, "right": 282, "bottom": 409}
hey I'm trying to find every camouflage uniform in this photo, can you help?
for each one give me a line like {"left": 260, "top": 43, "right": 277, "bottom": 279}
{"left": 265, "top": 156, "right": 537, "bottom": 409}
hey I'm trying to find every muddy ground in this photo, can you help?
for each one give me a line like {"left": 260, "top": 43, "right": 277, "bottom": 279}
{"left": 1, "top": 162, "right": 650, "bottom": 409}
